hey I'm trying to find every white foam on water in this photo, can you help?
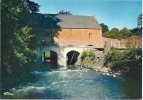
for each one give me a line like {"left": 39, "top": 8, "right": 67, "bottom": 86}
{"left": 30, "top": 71, "right": 46, "bottom": 74}
{"left": 61, "top": 80, "right": 66, "bottom": 83}
{"left": 51, "top": 82, "right": 57, "bottom": 85}
{"left": 11, "top": 86, "right": 46, "bottom": 95}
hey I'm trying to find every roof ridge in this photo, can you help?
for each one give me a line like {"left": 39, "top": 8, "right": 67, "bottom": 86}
{"left": 32, "top": 13, "right": 95, "bottom": 17}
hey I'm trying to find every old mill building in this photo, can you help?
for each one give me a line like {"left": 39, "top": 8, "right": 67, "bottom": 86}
{"left": 29, "top": 13, "right": 142, "bottom": 67}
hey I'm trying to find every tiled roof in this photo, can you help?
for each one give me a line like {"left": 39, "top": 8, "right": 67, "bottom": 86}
{"left": 29, "top": 13, "right": 102, "bottom": 29}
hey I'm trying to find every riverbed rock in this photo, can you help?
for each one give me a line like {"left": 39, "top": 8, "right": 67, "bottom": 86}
{"left": 93, "top": 68, "right": 98, "bottom": 71}
{"left": 113, "top": 74, "right": 116, "bottom": 77}
{"left": 100, "top": 67, "right": 110, "bottom": 73}
{"left": 116, "top": 72, "right": 121, "bottom": 76}
{"left": 102, "top": 73, "right": 106, "bottom": 75}
{"left": 106, "top": 72, "right": 110, "bottom": 76}
{"left": 80, "top": 72, "right": 83, "bottom": 75}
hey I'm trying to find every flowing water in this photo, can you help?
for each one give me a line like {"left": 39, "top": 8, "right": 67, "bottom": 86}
{"left": 1, "top": 65, "right": 142, "bottom": 99}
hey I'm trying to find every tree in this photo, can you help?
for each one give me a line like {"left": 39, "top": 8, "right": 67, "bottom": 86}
{"left": 57, "top": 10, "right": 72, "bottom": 15}
{"left": 137, "top": 13, "right": 142, "bottom": 29}
{"left": 128, "top": 13, "right": 142, "bottom": 36}
{"left": 120, "top": 27, "right": 132, "bottom": 37}
{"left": 2, "top": 0, "right": 40, "bottom": 75}
{"left": 100, "top": 23, "right": 109, "bottom": 34}
{"left": 103, "top": 31, "right": 110, "bottom": 38}
{"left": 103, "top": 28, "right": 122, "bottom": 39}
{"left": 130, "top": 28, "right": 142, "bottom": 36}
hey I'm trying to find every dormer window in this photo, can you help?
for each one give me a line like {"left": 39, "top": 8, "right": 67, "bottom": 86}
{"left": 89, "top": 33, "right": 92, "bottom": 38}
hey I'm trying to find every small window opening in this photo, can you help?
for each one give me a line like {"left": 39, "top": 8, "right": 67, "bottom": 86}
{"left": 89, "top": 33, "right": 92, "bottom": 38}
{"left": 87, "top": 45, "right": 93, "bottom": 46}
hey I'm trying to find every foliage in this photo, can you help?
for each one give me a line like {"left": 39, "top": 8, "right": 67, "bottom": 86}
{"left": 120, "top": 27, "right": 132, "bottom": 38}
{"left": 29, "top": 28, "right": 46, "bottom": 50}
{"left": 80, "top": 50, "right": 88, "bottom": 61}
{"left": 103, "top": 28, "right": 122, "bottom": 39}
{"left": 102, "top": 13, "right": 142, "bottom": 38}
{"left": 57, "top": 10, "right": 72, "bottom": 15}
{"left": 45, "top": 51, "right": 50, "bottom": 57}
{"left": 2, "top": 0, "right": 40, "bottom": 75}
{"left": 104, "top": 46, "right": 142, "bottom": 75}
{"left": 88, "top": 49, "right": 96, "bottom": 60}
{"left": 109, "top": 28, "right": 122, "bottom": 39}
{"left": 80, "top": 49, "right": 95, "bottom": 61}
{"left": 130, "top": 28, "right": 142, "bottom": 36}
{"left": 103, "top": 31, "right": 110, "bottom": 38}
{"left": 100, "top": 23, "right": 109, "bottom": 34}
{"left": 137, "top": 13, "right": 142, "bottom": 29}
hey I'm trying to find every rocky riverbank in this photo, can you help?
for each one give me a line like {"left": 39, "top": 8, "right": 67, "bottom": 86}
{"left": 79, "top": 56, "right": 122, "bottom": 77}
{"left": 81, "top": 65, "right": 121, "bottom": 77}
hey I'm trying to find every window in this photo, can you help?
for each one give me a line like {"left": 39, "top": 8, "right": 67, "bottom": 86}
{"left": 89, "top": 33, "right": 92, "bottom": 38}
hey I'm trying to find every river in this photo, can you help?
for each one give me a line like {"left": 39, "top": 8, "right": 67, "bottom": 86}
{"left": 1, "top": 65, "right": 142, "bottom": 99}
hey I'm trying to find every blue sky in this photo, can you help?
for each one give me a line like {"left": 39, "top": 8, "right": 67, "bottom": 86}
{"left": 32, "top": 0, "right": 142, "bottom": 30}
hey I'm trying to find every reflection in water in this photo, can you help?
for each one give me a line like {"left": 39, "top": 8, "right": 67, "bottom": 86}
{"left": 121, "top": 76, "right": 142, "bottom": 99}
{"left": 1, "top": 66, "right": 142, "bottom": 99}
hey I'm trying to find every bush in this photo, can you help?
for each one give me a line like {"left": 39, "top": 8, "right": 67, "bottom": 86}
{"left": 80, "top": 50, "right": 88, "bottom": 61}
{"left": 80, "top": 49, "right": 96, "bottom": 61}
{"left": 104, "top": 46, "right": 142, "bottom": 75}
{"left": 88, "top": 49, "right": 96, "bottom": 60}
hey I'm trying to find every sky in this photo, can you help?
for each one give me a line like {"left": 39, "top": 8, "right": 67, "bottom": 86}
{"left": 32, "top": 0, "right": 142, "bottom": 30}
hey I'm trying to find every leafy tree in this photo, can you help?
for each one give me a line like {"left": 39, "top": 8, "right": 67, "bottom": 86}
{"left": 137, "top": 13, "right": 142, "bottom": 29}
{"left": 120, "top": 27, "right": 132, "bottom": 37}
{"left": 110, "top": 28, "right": 122, "bottom": 39}
{"left": 130, "top": 28, "right": 142, "bottom": 36}
{"left": 57, "top": 10, "right": 72, "bottom": 15}
{"left": 103, "top": 31, "right": 110, "bottom": 38}
{"left": 2, "top": 0, "right": 40, "bottom": 75}
{"left": 100, "top": 23, "right": 109, "bottom": 34}
{"left": 103, "top": 28, "right": 122, "bottom": 39}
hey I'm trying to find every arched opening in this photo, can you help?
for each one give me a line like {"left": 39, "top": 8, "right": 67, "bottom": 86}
{"left": 87, "top": 44, "right": 94, "bottom": 46}
{"left": 66, "top": 51, "right": 80, "bottom": 65}
{"left": 43, "top": 50, "right": 57, "bottom": 65}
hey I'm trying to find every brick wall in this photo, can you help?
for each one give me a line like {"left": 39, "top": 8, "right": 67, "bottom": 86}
{"left": 53, "top": 29, "right": 102, "bottom": 42}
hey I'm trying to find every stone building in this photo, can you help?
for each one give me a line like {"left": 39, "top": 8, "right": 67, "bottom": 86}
{"left": 29, "top": 13, "right": 142, "bottom": 67}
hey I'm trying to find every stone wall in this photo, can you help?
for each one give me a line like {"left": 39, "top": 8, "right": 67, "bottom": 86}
{"left": 36, "top": 46, "right": 93, "bottom": 67}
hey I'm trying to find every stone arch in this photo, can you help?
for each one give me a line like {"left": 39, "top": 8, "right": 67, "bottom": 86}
{"left": 36, "top": 46, "right": 92, "bottom": 67}
{"left": 40, "top": 46, "right": 60, "bottom": 66}
{"left": 43, "top": 50, "right": 58, "bottom": 65}
{"left": 66, "top": 50, "right": 80, "bottom": 65}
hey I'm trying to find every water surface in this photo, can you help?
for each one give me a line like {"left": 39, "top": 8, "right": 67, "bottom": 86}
{"left": 1, "top": 66, "right": 142, "bottom": 99}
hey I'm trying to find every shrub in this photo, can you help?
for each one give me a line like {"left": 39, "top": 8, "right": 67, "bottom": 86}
{"left": 80, "top": 49, "right": 96, "bottom": 61}
{"left": 88, "top": 49, "right": 96, "bottom": 60}
{"left": 105, "top": 46, "right": 142, "bottom": 75}
{"left": 80, "top": 50, "right": 88, "bottom": 61}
